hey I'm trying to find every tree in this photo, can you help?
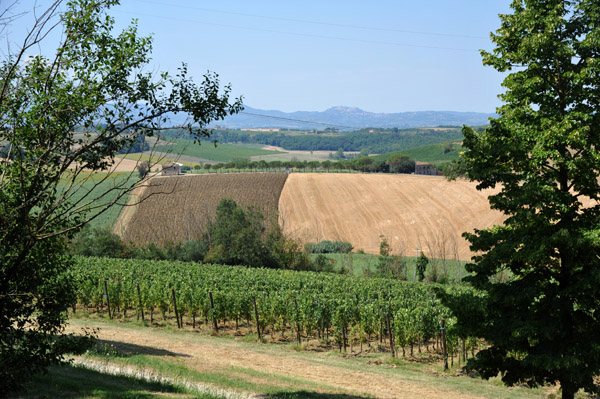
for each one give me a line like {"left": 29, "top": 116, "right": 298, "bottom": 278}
{"left": 386, "top": 154, "right": 415, "bottom": 174}
{"left": 136, "top": 161, "right": 150, "bottom": 178}
{"left": 203, "top": 199, "right": 275, "bottom": 268}
{"left": 415, "top": 252, "right": 428, "bottom": 282}
{"left": 445, "top": 1, "right": 600, "bottom": 398}
{"left": 376, "top": 236, "right": 405, "bottom": 278}
{"left": 70, "top": 226, "right": 124, "bottom": 258}
{"left": 0, "top": 0, "right": 241, "bottom": 391}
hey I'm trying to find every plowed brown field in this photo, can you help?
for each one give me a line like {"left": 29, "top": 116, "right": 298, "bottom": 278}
{"left": 279, "top": 173, "right": 504, "bottom": 260}
{"left": 120, "top": 173, "right": 288, "bottom": 247}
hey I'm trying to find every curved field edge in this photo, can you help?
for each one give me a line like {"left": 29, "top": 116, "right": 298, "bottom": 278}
{"left": 279, "top": 173, "right": 504, "bottom": 260}
{"left": 119, "top": 172, "right": 288, "bottom": 247}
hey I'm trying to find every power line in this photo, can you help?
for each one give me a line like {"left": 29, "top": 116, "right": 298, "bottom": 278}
{"left": 130, "top": 0, "right": 488, "bottom": 40}
{"left": 117, "top": 10, "right": 480, "bottom": 52}
{"left": 238, "top": 111, "right": 357, "bottom": 129}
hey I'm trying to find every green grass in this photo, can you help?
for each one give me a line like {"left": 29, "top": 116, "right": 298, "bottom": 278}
{"left": 154, "top": 138, "right": 285, "bottom": 162}
{"left": 64, "top": 318, "right": 553, "bottom": 399}
{"left": 372, "top": 141, "right": 463, "bottom": 166}
{"left": 313, "top": 252, "right": 469, "bottom": 282}
{"left": 17, "top": 363, "right": 219, "bottom": 399}
{"left": 57, "top": 171, "right": 136, "bottom": 229}
{"left": 249, "top": 150, "right": 342, "bottom": 163}
{"left": 115, "top": 153, "right": 197, "bottom": 167}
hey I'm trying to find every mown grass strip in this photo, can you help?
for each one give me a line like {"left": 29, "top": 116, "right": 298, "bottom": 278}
{"left": 16, "top": 362, "right": 220, "bottom": 399}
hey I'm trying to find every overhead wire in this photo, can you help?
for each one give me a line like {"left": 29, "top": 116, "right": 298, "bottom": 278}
{"left": 237, "top": 111, "right": 358, "bottom": 129}
{"left": 130, "top": 0, "right": 488, "bottom": 40}
{"left": 116, "top": 10, "right": 480, "bottom": 52}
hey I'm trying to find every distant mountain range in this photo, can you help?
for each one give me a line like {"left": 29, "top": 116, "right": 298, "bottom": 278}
{"left": 213, "top": 105, "right": 495, "bottom": 130}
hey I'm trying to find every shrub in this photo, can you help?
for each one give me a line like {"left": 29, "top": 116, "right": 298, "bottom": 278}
{"left": 71, "top": 226, "right": 124, "bottom": 258}
{"left": 305, "top": 240, "right": 353, "bottom": 254}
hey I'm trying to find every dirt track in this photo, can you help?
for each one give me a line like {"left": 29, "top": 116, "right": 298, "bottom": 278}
{"left": 66, "top": 320, "right": 493, "bottom": 399}
{"left": 279, "top": 173, "right": 504, "bottom": 260}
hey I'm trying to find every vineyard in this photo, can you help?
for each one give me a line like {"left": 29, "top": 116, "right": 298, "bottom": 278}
{"left": 72, "top": 256, "right": 481, "bottom": 362}
{"left": 120, "top": 173, "right": 288, "bottom": 247}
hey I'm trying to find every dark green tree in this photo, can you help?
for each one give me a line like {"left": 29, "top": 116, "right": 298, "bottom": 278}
{"left": 386, "top": 154, "right": 415, "bottom": 174}
{"left": 71, "top": 226, "right": 124, "bottom": 258}
{"left": 416, "top": 252, "right": 429, "bottom": 282}
{"left": 446, "top": 1, "right": 600, "bottom": 398}
{"left": 0, "top": 0, "right": 241, "bottom": 391}
{"left": 204, "top": 199, "right": 274, "bottom": 268}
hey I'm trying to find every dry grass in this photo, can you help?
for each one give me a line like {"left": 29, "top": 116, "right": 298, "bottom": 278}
{"left": 120, "top": 173, "right": 288, "bottom": 247}
{"left": 64, "top": 319, "right": 552, "bottom": 399}
{"left": 279, "top": 173, "right": 504, "bottom": 260}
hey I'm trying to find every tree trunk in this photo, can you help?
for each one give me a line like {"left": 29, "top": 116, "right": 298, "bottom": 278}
{"left": 561, "top": 381, "right": 576, "bottom": 399}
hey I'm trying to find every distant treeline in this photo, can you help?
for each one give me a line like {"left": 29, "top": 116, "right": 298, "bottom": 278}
{"left": 162, "top": 127, "right": 464, "bottom": 154}
{"left": 187, "top": 154, "right": 420, "bottom": 174}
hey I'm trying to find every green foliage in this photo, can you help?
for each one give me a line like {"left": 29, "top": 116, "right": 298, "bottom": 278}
{"left": 168, "top": 126, "right": 465, "bottom": 155}
{"left": 70, "top": 256, "right": 468, "bottom": 355}
{"left": 372, "top": 141, "right": 464, "bottom": 170}
{"left": 305, "top": 240, "right": 354, "bottom": 254}
{"left": 104, "top": 199, "right": 322, "bottom": 271}
{"left": 0, "top": 0, "right": 241, "bottom": 392}
{"left": 416, "top": 252, "right": 429, "bottom": 282}
{"left": 203, "top": 199, "right": 275, "bottom": 268}
{"left": 137, "top": 161, "right": 151, "bottom": 178}
{"left": 118, "top": 134, "right": 149, "bottom": 154}
{"left": 265, "top": 222, "right": 316, "bottom": 271}
{"left": 386, "top": 154, "right": 416, "bottom": 173}
{"left": 375, "top": 236, "right": 407, "bottom": 279}
{"left": 71, "top": 226, "right": 124, "bottom": 258}
{"left": 443, "top": 2, "right": 600, "bottom": 398}
{"left": 154, "top": 138, "right": 283, "bottom": 162}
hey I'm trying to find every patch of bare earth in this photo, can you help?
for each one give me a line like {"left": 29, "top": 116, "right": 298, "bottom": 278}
{"left": 118, "top": 173, "right": 288, "bottom": 247}
{"left": 66, "top": 321, "right": 488, "bottom": 399}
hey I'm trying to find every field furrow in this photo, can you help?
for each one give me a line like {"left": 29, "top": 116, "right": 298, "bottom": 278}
{"left": 279, "top": 173, "right": 503, "bottom": 260}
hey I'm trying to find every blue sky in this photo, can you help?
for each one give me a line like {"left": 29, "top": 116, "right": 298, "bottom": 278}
{"left": 10, "top": 1, "right": 512, "bottom": 114}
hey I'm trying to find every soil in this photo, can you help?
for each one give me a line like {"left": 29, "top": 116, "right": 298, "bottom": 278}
{"left": 66, "top": 320, "right": 489, "bottom": 399}
{"left": 112, "top": 182, "right": 150, "bottom": 236}
{"left": 279, "top": 173, "right": 504, "bottom": 260}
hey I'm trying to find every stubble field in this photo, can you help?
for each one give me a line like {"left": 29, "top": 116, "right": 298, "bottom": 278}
{"left": 116, "top": 171, "right": 504, "bottom": 261}
{"left": 279, "top": 173, "right": 504, "bottom": 260}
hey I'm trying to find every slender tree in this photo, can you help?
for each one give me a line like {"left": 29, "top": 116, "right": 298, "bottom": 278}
{"left": 446, "top": 1, "right": 600, "bottom": 398}
{"left": 0, "top": 0, "right": 241, "bottom": 391}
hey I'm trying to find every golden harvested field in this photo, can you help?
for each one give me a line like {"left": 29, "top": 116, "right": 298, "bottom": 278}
{"left": 279, "top": 173, "right": 504, "bottom": 260}
{"left": 120, "top": 173, "right": 288, "bottom": 247}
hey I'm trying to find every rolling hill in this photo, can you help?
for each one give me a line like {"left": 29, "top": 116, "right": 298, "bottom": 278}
{"left": 278, "top": 173, "right": 503, "bottom": 260}
{"left": 118, "top": 173, "right": 288, "bottom": 247}
{"left": 218, "top": 106, "right": 495, "bottom": 130}
{"left": 116, "top": 172, "right": 505, "bottom": 260}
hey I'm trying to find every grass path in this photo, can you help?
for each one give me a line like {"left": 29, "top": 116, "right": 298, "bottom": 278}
{"left": 64, "top": 318, "right": 554, "bottom": 399}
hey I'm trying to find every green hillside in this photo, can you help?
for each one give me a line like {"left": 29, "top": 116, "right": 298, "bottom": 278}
{"left": 154, "top": 138, "right": 284, "bottom": 162}
{"left": 373, "top": 141, "right": 463, "bottom": 166}
{"left": 57, "top": 171, "right": 136, "bottom": 229}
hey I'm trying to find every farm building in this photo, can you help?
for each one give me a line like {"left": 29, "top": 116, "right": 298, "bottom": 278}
{"left": 414, "top": 161, "right": 438, "bottom": 176}
{"left": 162, "top": 162, "right": 183, "bottom": 176}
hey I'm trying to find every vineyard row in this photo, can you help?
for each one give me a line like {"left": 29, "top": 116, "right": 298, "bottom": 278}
{"left": 72, "top": 256, "right": 481, "bottom": 361}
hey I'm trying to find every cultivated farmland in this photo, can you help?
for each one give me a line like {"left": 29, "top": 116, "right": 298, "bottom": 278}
{"left": 279, "top": 173, "right": 504, "bottom": 260}
{"left": 120, "top": 173, "right": 288, "bottom": 247}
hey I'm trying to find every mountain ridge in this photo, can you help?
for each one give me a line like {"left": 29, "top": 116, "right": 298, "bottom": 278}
{"left": 216, "top": 105, "right": 495, "bottom": 130}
